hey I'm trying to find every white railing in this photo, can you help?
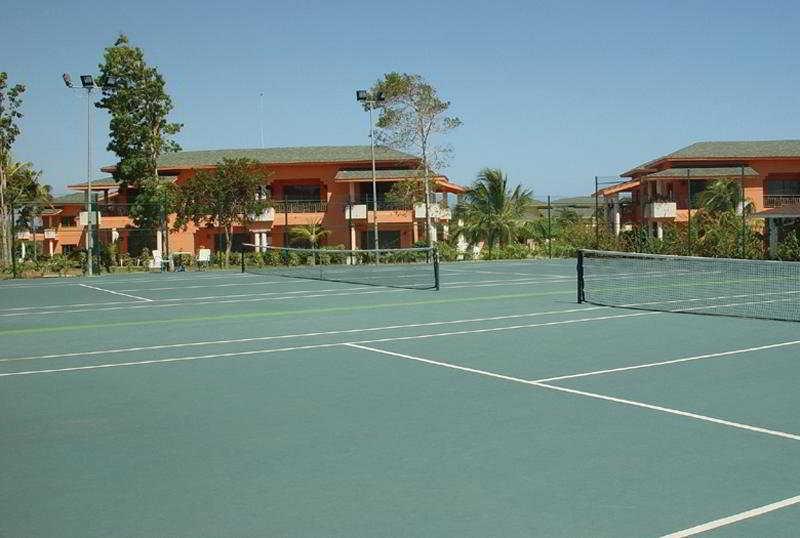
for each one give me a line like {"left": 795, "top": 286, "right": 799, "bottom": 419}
{"left": 644, "top": 202, "right": 677, "bottom": 219}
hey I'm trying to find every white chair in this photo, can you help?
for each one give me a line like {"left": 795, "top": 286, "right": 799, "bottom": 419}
{"left": 197, "top": 248, "right": 211, "bottom": 270}
{"left": 148, "top": 250, "right": 164, "bottom": 272}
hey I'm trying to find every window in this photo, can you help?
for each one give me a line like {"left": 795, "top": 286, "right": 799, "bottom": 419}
{"left": 360, "top": 230, "right": 401, "bottom": 249}
{"left": 358, "top": 182, "right": 394, "bottom": 202}
{"left": 283, "top": 184, "right": 320, "bottom": 201}
{"left": 688, "top": 180, "right": 709, "bottom": 209}
{"left": 215, "top": 232, "right": 250, "bottom": 252}
{"left": 60, "top": 216, "right": 75, "bottom": 227}
{"left": 766, "top": 179, "right": 800, "bottom": 196}
{"left": 62, "top": 244, "right": 77, "bottom": 255}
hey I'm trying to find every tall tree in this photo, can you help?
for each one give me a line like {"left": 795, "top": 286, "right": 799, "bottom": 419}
{"left": 367, "top": 73, "right": 461, "bottom": 240}
{"left": 456, "top": 168, "right": 534, "bottom": 250}
{"left": 96, "top": 34, "right": 182, "bottom": 229}
{"left": 173, "top": 158, "right": 271, "bottom": 266}
{"left": 0, "top": 72, "right": 27, "bottom": 264}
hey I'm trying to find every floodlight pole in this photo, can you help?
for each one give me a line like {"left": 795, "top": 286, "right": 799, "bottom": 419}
{"left": 64, "top": 73, "right": 117, "bottom": 276}
{"left": 368, "top": 104, "right": 379, "bottom": 260}
{"left": 85, "top": 84, "right": 94, "bottom": 276}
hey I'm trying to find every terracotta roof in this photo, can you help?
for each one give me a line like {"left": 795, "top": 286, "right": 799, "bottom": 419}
{"left": 623, "top": 140, "right": 800, "bottom": 177}
{"left": 596, "top": 179, "right": 640, "bottom": 197}
{"left": 103, "top": 146, "right": 419, "bottom": 173}
{"left": 752, "top": 204, "right": 800, "bottom": 218}
{"left": 642, "top": 167, "right": 758, "bottom": 180}
{"left": 334, "top": 169, "right": 426, "bottom": 181}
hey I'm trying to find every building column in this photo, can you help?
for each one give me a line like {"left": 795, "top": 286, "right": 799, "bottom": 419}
{"left": 610, "top": 194, "right": 621, "bottom": 236}
{"left": 48, "top": 240, "right": 54, "bottom": 256}
{"left": 20, "top": 241, "right": 26, "bottom": 260}
{"left": 412, "top": 221, "right": 419, "bottom": 243}
{"left": 442, "top": 223, "right": 450, "bottom": 240}
{"left": 656, "top": 221, "right": 664, "bottom": 240}
{"left": 768, "top": 218, "right": 779, "bottom": 258}
{"left": 156, "top": 230, "right": 163, "bottom": 254}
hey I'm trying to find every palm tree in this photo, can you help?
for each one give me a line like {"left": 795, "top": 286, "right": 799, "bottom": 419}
{"left": 698, "top": 179, "right": 752, "bottom": 213}
{"left": 288, "top": 221, "right": 331, "bottom": 248}
{"left": 455, "top": 168, "right": 534, "bottom": 250}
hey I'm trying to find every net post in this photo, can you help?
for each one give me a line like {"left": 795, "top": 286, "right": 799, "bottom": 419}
{"left": 576, "top": 249, "right": 585, "bottom": 303}
{"left": 547, "top": 195, "right": 552, "bottom": 259}
{"left": 433, "top": 247, "right": 440, "bottom": 291}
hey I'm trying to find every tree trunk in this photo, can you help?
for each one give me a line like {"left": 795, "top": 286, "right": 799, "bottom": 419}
{"left": 0, "top": 166, "right": 8, "bottom": 265}
{"left": 224, "top": 224, "right": 233, "bottom": 267}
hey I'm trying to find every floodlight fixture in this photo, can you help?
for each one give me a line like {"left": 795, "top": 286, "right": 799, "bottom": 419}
{"left": 356, "top": 90, "right": 368, "bottom": 101}
{"left": 62, "top": 73, "right": 73, "bottom": 88}
{"left": 80, "top": 75, "right": 94, "bottom": 88}
{"left": 103, "top": 75, "right": 118, "bottom": 88}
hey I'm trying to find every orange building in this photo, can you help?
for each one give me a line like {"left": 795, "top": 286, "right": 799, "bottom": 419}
{"left": 599, "top": 140, "right": 800, "bottom": 254}
{"left": 46, "top": 145, "right": 465, "bottom": 259}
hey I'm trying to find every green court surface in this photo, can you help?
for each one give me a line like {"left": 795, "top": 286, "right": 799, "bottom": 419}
{"left": 1, "top": 259, "right": 799, "bottom": 537}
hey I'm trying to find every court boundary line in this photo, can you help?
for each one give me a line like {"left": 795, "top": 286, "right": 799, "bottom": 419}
{"left": 661, "top": 493, "right": 800, "bottom": 537}
{"left": 344, "top": 344, "right": 800, "bottom": 442}
{"left": 78, "top": 283, "right": 153, "bottom": 302}
{"left": 0, "top": 310, "right": 653, "bottom": 376}
{"left": 0, "top": 306, "right": 607, "bottom": 363}
{"left": 533, "top": 339, "right": 800, "bottom": 383}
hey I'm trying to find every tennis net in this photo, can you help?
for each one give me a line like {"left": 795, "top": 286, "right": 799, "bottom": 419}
{"left": 241, "top": 244, "right": 440, "bottom": 290}
{"left": 577, "top": 249, "right": 800, "bottom": 322}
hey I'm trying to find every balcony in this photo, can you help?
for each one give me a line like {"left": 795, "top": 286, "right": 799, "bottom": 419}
{"left": 644, "top": 201, "right": 677, "bottom": 219}
{"left": 764, "top": 195, "right": 800, "bottom": 208}
{"left": 414, "top": 202, "right": 451, "bottom": 220}
{"left": 345, "top": 204, "right": 367, "bottom": 219}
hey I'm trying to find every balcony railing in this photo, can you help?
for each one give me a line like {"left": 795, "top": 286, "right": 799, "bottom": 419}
{"left": 356, "top": 198, "right": 412, "bottom": 211}
{"left": 764, "top": 195, "right": 800, "bottom": 208}
{"left": 273, "top": 200, "right": 328, "bottom": 213}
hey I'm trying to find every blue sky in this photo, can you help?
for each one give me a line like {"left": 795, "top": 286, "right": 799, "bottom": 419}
{"left": 5, "top": 0, "right": 800, "bottom": 197}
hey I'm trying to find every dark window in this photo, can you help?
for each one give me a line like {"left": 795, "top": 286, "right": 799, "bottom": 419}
{"left": 358, "top": 181, "right": 395, "bottom": 203}
{"left": 283, "top": 184, "right": 321, "bottom": 201}
{"left": 215, "top": 232, "right": 250, "bottom": 252}
{"left": 62, "top": 244, "right": 76, "bottom": 255}
{"left": 688, "top": 180, "right": 709, "bottom": 209}
{"left": 766, "top": 180, "right": 800, "bottom": 196}
{"left": 360, "top": 230, "right": 401, "bottom": 249}
{"left": 60, "top": 216, "right": 75, "bottom": 227}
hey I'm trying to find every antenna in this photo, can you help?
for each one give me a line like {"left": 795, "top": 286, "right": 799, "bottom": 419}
{"left": 259, "top": 92, "right": 264, "bottom": 148}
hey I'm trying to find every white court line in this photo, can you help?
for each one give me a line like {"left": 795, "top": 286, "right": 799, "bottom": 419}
{"left": 0, "top": 272, "right": 254, "bottom": 288}
{"left": 533, "top": 339, "right": 800, "bottom": 383}
{"left": 661, "top": 494, "right": 800, "bottom": 537}
{"left": 0, "top": 288, "right": 405, "bottom": 317}
{"left": 0, "top": 285, "right": 378, "bottom": 313}
{"left": 0, "top": 278, "right": 574, "bottom": 318}
{"left": 344, "top": 344, "right": 800, "bottom": 442}
{"left": 0, "top": 309, "right": 648, "bottom": 376}
{"left": 115, "top": 275, "right": 570, "bottom": 293}
{"left": 0, "top": 306, "right": 607, "bottom": 363}
{"left": 78, "top": 284, "right": 153, "bottom": 302}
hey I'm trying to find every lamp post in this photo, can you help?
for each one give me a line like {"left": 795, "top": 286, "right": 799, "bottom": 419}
{"left": 356, "top": 90, "right": 385, "bottom": 260}
{"left": 63, "top": 73, "right": 117, "bottom": 276}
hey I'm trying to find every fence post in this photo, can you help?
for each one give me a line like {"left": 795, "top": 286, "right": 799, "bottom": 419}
{"left": 576, "top": 249, "right": 585, "bottom": 303}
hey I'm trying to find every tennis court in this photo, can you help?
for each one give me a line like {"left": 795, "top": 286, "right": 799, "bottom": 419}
{"left": 2, "top": 256, "right": 800, "bottom": 537}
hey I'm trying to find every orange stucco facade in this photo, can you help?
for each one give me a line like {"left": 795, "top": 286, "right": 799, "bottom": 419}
{"left": 40, "top": 149, "right": 465, "bottom": 258}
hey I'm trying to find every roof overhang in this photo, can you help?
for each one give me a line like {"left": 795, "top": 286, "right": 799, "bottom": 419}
{"left": 595, "top": 179, "right": 640, "bottom": 197}
{"left": 752, "top": 204, "right": 800, "bottom": 219}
